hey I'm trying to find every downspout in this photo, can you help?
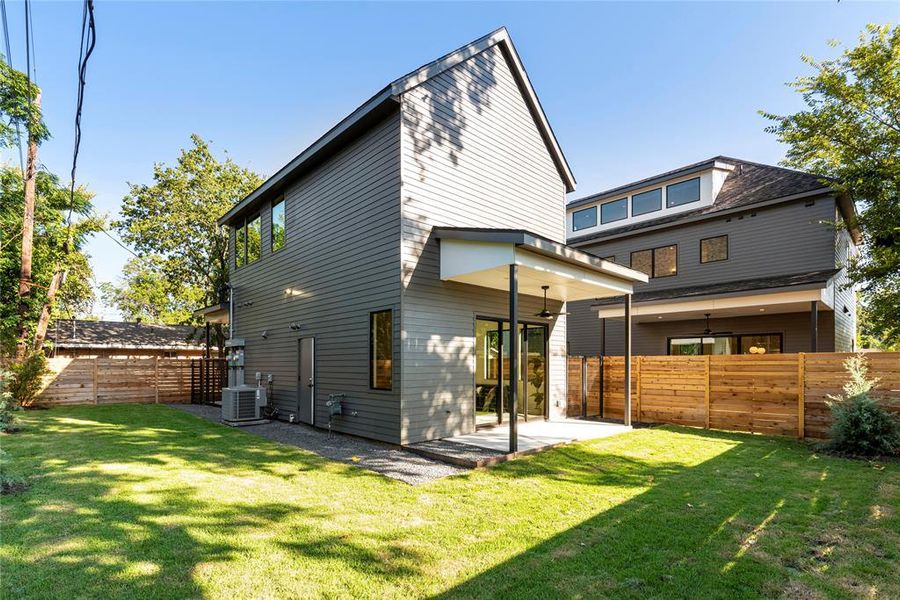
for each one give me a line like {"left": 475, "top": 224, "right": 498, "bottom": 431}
{"left": 227, "top": 283, "right": 234, "bottom": 340}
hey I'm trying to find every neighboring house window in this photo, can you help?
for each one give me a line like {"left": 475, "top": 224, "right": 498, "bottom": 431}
{"left": 271, "top": 198, "right": 286, "bottom": 252}
{"left": 666, "top": 177, "right": 700, "bottom": 208}
{"left": 669, "top": 333, "right": 782, "bottom": 355}
{"left": 700, "top": 235, "right": 728, "bottom": 263}
{"left": 370, "top": 310, "right": 393, "bottom": 390}
{"left": 632, "top": 188, "right": 662, "bottom": 216}
{"left": 631, "top": 245, "right": 677, "bottom": 278}
{"left": 235, "top": 224, "right": 246, "bottom": 267}
{"left": 572, "top": 206, "right": 597, "bottom": 231}
{"left": 247, "top": 215, "right": 261, "bottom": 264}
{"left": 600, "top": 198, "right": 627, "bottom": 224}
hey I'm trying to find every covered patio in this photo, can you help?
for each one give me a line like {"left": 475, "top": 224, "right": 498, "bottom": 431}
{"left": 433, "top": 227, "right": 648, "bottom": 453}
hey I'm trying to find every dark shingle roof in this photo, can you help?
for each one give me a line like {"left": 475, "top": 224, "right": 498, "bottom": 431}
{"left": 569, "top": 157, "right": 833, "bottom": 245}
{"left": 592, "top": 269, "right": 839, "bottom": 306}
{"left": 48, "top": 320, "right": 204, "bottom": 349}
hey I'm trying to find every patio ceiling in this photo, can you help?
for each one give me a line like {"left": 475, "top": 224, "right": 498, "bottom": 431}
{"left": 435, "top": 228, "right": 648, "bottom": 301}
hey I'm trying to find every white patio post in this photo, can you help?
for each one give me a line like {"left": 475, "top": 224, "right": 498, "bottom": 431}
{"left": 623, "top": 294, "right": 632, "bottom": 427}
{"left": 509, "top": 264, "right": 518, "bottom": 453}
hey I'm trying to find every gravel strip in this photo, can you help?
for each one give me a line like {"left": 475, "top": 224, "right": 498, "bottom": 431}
{"left": 169, "top": 404, "right": 469, "bottom": 485}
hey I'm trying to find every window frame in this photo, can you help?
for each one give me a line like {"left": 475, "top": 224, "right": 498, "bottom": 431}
{"left": 572, "top": 206, "right": 597, "bottom": 231}
{"left": 271, "top": 197, "right": 286, "bottom": 253}
{"left": 667, "top": 332, "right": 784, "bottom": 356}
{"left": 600, "top": 198, "right": 628, "bottom": 224}
{"left": 665, "top": 177, "right": 701, "bottom": 208}
{"left": 630, "top": 244, "right": 678, "bottom": 279}
{"left": 246, "top": 214, "right": 261, "bottom": 265}
{"left": 234, "top": 223, "right": 246, "bottom": 268}
{"left": 700, "top": 235, "right": 728, "bottom": 264}
{"left": 632, "top": 188, "right": 662, "bottom": 217}
{"left": 369, "top": 309, "right": 393, "bottom": 391}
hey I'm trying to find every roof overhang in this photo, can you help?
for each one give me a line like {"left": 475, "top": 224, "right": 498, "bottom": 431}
{"left": 193, "top": 302, "right": 230, "bottom": 324}
{"left": 435, "top": 228, "right": 647, "bottom": 302}
{"left": 594, "top": 281, "right": 835, "bottom": 321}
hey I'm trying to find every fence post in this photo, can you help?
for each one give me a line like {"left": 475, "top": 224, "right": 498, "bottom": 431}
{"left": 704, "top": 355, "right": 711, "bottom": 429}
{"left": 635, "top": 356, "right": 642, "bottom": 423}
{"left": 797, "top": 353, "right": 805, "bottom": 439}
{"left": 93, "top": 357, "right": 99, "bottom": 405}
{"left": 580, "top": 356, "right": 587, "bottom": 418}
{"left": 155, "top": 356, "right": 160, "bottom": 404}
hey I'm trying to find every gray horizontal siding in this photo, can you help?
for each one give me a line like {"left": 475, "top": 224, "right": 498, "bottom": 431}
{"left": 230, "top": 112, "right": 403, "bottom": 443}
{"left": 832, "top": 224, "right": 856, "bottom": 352}
{"left": 399, "top": 44, "right": 568, "bottom": 444}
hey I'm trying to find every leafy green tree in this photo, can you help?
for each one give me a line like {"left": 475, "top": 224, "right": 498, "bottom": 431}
{"left": 0, "top": 56, "right": 49, "bottom": 149}
{"left": 762, "top": 24, "right": 900, "bottom": 345}
{"left": 114, "top": 135, "right": 263, "bottom": 348}
{"left": 0, "top": 167, "right": 101, "bottom": 354}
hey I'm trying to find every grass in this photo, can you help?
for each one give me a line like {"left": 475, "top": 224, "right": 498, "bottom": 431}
{"left": 1, "top": 405, "right": 898, "bottom": 599}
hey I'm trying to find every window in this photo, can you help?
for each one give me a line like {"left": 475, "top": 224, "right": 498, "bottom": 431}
{"left": 630, "top": 245, "right": 677, "bottom": 278}
{"left": 669, "top": 333, "right": 782, "bottom": 355}
{"left": 632, "top": 188, "right": 662, "bottom": 216}
{"left": 246, "top": 215, "right": 261, "bottom": 264}
{"left": 235, "top": 224, "right": 246, "bottom": 268}
{"left": 370, "top": 310, "right": 393, "bottom": 390}
{"left": 666, "top": 177, "right": 701, "bottom": 207}
{"left": 600, "top": 198, "right": 627, "bottom": 224}
{"left": 700, "top": 235, "right": 728, "bottom": 263}
{"left": 271, "top": 198, "right": 286, "bottom": 252}
{"left": 572, "top": 206, "right": 596, "bottom": 231}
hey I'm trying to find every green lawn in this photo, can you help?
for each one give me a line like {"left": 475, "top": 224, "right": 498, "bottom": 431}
{"left": 1, "top": 405, "right": 898, "bottom": 599}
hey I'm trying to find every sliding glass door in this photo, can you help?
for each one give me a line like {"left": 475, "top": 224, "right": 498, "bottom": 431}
{"left": 474, "top": 318, "right": 547, "bottom": 427}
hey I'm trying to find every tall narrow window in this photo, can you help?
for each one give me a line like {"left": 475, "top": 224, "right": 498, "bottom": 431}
{"left": 247, "top": 216, "right": 261, "bottom": 264}
{"left": 235, "top": 224, "right": 246, "bottom": 267}
{"left": 370, "top": 310, "right": 393, "bottom": 390}
{"left": 653, "top": 245, "right": 677, "bottom": 278}
{"left": 271, "top": 199, "right": 286, "bottom": 252}
{"left": 572, "top": 206, "right": 597, "bottom": 231}
{"left": 700, "top": 235, "right": 728, "bottom": 263}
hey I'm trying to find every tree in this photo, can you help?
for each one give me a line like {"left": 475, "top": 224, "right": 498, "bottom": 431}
{"left": 114, "top": 135, "right": 263, "bottom": 349}
{"left": 0, "top": 167, "right": 101, "bottom": 354}
{"left": 100, "top": 256, "right": 204, "bottom": 325}
{"left": 762, "top": 24, "right": 900, "bottom": 346}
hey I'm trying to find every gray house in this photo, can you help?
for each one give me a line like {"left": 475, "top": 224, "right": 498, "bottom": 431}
{"left": 216, "top": 29, "right": 646, "bottom": 445}
{"left": 565, "top": 157, "right": 860, "bottom": 357}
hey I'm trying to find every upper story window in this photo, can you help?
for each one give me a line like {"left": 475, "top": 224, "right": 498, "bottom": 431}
{"left": 271, "top": 198, "right": 286, "bottom": 252}
{"left": 247, "top": 216, "right": 261, "bottom": 264}
{"left": 630, "top": 244, "right": 677, "bottom": 278}
{"left": 235, "top": 224, "right": 246, "bottom": 268}
{"left": 370, "top": 309, "right": 393, "bottom": 390}
{"left": 632, "top": 188, "right": 662, "bottom": 216}
{"left": 600, "top": 198, "right": 627, "bottom": 224}
{"left": 666, "top": 177, "right": 700, "bottom": 208}
{"left": 572, "top": 206, "right": 597, "bottom": 231}
{"left": 700, "top": 235, "right": 728, "bottom": 263}
{"left": 235, "top": 215, "right": 261, "bottom": 268}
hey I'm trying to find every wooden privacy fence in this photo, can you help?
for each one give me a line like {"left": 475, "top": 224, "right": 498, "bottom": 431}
{"left": 567, "top": 353, "right": 900, "bottom": 439}
{"left": 34, "top": 357, "right": 193, "bottom": 407}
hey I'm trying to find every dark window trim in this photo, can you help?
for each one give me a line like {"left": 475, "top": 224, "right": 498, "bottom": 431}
{"left": 630, "top": 244, "right": 678, "bottom": 279}
{"left": 665, "top": 177, "right": 701, "bottom": 208}
{"left": 666, "top": 332, "right": 784, "bottom": 355}
{"left": 600, "top": 198, "right": 628, "bottom": 224}
{"left": 572, "top": 206, "right": 597, "bottom": 231}
{"left": 700, "top": 235, "right": 728, "bottom": 264}
{"left": 369, "top": 309, "right": 393, "bottom": 391}
{"left": 271, "top": 197, "right": 286, "bottom": 253}
{"left": 631, "top": 187, "right": 662, "bottom": 217}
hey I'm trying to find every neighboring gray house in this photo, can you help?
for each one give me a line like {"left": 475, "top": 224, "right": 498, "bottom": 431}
{"left": 565, "top": 157, "right": 860, "bottom": 357}
{"left": 214, "top": 29, "right": 646, "bottom": 445}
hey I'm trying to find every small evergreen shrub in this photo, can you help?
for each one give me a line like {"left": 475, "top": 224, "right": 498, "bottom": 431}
{"left": 7, "top": 352, "right": 48, "bottom": 407}
{"left": 0, "top": 368, "right": 20, "bottom": 432}
{"left": 825, "top": 355, "right": 900, "bottom": 457}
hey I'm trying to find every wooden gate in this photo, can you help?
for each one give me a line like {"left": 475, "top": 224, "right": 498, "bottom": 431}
{"left": 191, "top": 358, "right": 226, "bottom": 405}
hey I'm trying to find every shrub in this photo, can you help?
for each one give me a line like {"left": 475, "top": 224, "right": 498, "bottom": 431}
{"left": 7, "top": 352, "right": 48, "bottom": 407}
{"left": 0, "top": 369, "right": 20, "bottom": 432}
{"left": 0, "top": 448, "right": 26, "bottom": 495}
{"left": 825, "top": 355, "right": 900, "bottom": 457}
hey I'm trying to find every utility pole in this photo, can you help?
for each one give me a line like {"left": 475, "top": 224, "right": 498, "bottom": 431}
{"left": 15, "top": 92, "right": 40, "bottom": 359}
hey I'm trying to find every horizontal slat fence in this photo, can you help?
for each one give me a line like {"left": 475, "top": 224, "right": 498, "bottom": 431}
{"left": 34, "top": 357, "right": 192, "bottom": 407}
{"left": 571, "top": 353, "right": 900, "bottom": 439}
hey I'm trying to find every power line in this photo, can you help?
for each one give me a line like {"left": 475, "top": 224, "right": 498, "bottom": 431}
{"left": 0, "top": 0, "right": 24, "bottom": 173}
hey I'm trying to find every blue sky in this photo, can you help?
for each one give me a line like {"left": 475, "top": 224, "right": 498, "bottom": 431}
{"left": 2, "top": 1, "right": 896, "bottom": 319}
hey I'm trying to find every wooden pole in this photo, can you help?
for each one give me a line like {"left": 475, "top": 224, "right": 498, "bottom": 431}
{"left": 623, "top": 295, "right": 632, "bottom": 427}
{"left": 15, "top": 93, "right": 41, "bottom": 358}
{"left": 797, "top": 353, "right": 805, "bottom": 439}
{"left": 155, "top": 356, "right": 160, "bottom": 404}
{"left": 508, "top": 264, "right": 518, "bottom": 453}
{"left": 92, "top": 357, "right": 99, "bottom": 404}
{"left": 635, "top": 355, "right": 642, "bottom": 423}
{"left": 704, "top": 355, "right": 711, "bottom": 429}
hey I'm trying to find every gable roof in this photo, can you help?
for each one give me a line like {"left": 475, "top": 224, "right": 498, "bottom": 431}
{"left": 48, "top": 320, "right": 204, "bottom": 350}
{"left": 219, "top": 27, "right": 575, "bottom": 227}
{"left": 568, "top": 157, "right": 842, "bottom": 246}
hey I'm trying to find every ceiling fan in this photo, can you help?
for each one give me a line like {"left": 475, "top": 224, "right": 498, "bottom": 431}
{"left": 535, "top": 285, "right": 568, "bottom": 319}
{"left": 691, "top": 313, "right": 733, "bottom": 336}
